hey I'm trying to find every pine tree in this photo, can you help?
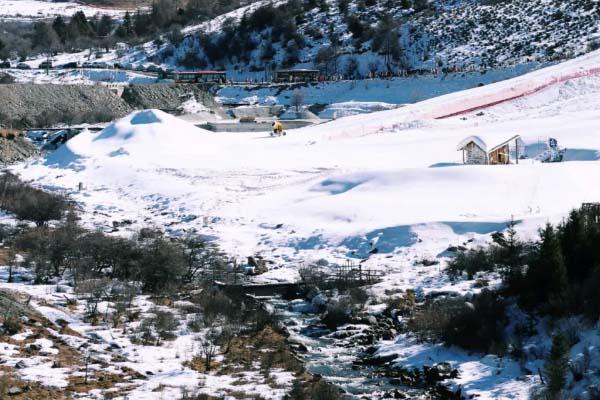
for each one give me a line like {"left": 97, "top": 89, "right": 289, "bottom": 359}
{"left": 501, "top": 218, "right": 525, "bottom": 292}
{"left": 541, "top": 224, "right": 568, "bottom": 316}
{"left": 289, "top": 379, "right": 306, "bottom": 400}
{"left": 544, "top": 333, "right": 569, "bottom": 399}
{"left": 523, "top": 224, "right": 568, "bottom": 315}
{"left": 52, "top": 16, "right": 68, "bottom": 43}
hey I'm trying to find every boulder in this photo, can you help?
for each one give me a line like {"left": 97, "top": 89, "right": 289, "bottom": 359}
{"left": 7, "top": 387, "right": 22, "bottom": 396}
{"left": 423, "top": 362, "right": 458, "bottom": 383}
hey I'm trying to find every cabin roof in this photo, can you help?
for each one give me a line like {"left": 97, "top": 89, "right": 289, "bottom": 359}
{"left": 457, "top": 134, "right": 523, "bottom": 153}
{"left": 276, "top": 69, "right": 320, "bottom": 73}
{"left": 456, "top": 135, "right": 487, "bottom": 152}
{"left": 174, "top": 70, "right": 226, "bottom": 75}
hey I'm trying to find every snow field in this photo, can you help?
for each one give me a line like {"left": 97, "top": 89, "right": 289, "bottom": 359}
{"left": 8, "top": 49, "right": 600, "bottom": 400}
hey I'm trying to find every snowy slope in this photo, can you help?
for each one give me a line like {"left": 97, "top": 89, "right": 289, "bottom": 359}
{"left": 135, "top": 0, "right": 599, "bottom": 77}
{"left": 11, "top": 46, "right": 600, "bottom": 400}
{"left": 14, "top": 49, "right": 600, "bottom": 255}
{"left": 0, "top": 0, "right": 138, "bottom": 20}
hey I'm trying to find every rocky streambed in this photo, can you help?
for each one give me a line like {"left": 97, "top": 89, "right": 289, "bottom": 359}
{"left": 267, "top": 296, "right": 463, "bottom": 399}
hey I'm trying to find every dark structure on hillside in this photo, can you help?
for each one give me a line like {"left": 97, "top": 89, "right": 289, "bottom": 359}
{"left": 274, "top": 69, "right": 320, "bottom": 83}
{"left": 160, "top": 70, "right": 227, "bottom": 83}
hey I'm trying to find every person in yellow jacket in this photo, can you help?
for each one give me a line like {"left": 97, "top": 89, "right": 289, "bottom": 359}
{"left": 271, "top": 120, "right": 284, "bottom": 137}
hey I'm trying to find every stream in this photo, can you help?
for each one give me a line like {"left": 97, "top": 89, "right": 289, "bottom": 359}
{"left": 267, "top": 297, "right": 428, "bottom": 399}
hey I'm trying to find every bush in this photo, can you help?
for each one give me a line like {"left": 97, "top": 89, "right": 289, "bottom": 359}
{"left": 137, "top": 238, "right": 186, "bottom": 294}
{"left": 0, "top": 172, "right": 69, "bottom": 226}
{"left": 410, "top": 290, "right": 506, "bottom": 354}
{"left": 2, "top": 313, "right": 21, "bottom": 335}
{"left": 447, "top": 247, "right": 494, "bottom": 279}
{"left": 442, "top": 289, "right": 506, "bottom": 354}
{"left": 321, "top": 299, "right": 352, "bottom": 330}
{"left": 196, "top": 289, "right": 238, "bottom": 323}
{"left": 152, "top": 309, "right": 179, "bottom": 341}
{"left": 309, "top": 380, "right": 342, "bottom": 400}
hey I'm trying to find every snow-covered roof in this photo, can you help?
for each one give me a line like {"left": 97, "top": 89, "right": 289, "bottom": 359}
{"left": 456, "top": 135, "right": 487, "bottom": 151}
{"left": 456, "top": 135, "right": 523, "bottom": 152}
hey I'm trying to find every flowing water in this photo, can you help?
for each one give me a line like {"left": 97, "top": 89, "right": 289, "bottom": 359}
{"left": 267, "top": 297, "right": 427, "bottom": 399}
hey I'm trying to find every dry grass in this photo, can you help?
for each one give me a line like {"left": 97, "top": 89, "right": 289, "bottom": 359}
{"left": 218, "top": 326, "right": 302, "bottom": 375}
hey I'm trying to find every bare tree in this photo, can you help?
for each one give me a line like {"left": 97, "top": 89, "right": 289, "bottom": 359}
{"left": 198, "top": 328, "right": 219, "bottom": 372}
{"left": 199, "top": 339, "right": 217, "bottom": 372}
{"left": 75, "top": 278, "right": 111, "bottom": 323}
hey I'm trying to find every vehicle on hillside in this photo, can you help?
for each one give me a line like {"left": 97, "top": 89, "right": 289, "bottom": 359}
{"left": 16, "top": 63, "right": 31, "bottom": 70}
{"left": 38, "top": 61, "right": 53, "bottom": 69}
{"left": 91, "top": 62, "right": 109, "bottom": 69}
{"left": 58, "top": 62, "right": 79, "bottom": 69}
{"left": 159, "top": 70, "right": 227, "bottom": 83}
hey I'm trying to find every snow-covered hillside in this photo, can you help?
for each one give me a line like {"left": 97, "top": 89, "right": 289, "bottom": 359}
{"left": 0, "top": 0, "right": 139, "bottom": 20}
{"left": 10, "top": 43, "right": 600, "bottom": 400}
{"left": 15, "top": 48, "right": 600, "bottom": 262}
{"left": 131, "top": 0, "right": 600, "bottom": 77}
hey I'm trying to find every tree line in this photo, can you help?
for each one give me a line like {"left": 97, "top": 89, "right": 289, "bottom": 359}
{"left": 0, "top": 0, "right": 256, "bottom": 61}
{"left": 425, "top": 206, "right": 600, "bottom": 399}
{"left": 0, "top": 172, "right": 225, "bottom": 293}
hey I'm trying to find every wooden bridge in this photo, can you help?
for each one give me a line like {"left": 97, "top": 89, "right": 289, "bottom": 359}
{"left": 214, "top": 260, "right": 384, "bottom": 298}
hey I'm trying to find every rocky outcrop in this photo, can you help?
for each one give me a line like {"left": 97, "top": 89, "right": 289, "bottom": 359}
{"left": 0, "top": 83, "right": 219, "bottom": 128}
{"left": 122, "top": 84, "right": 217, "bottom": 111}
{"left": 0, "top": 137, "right": 37, "bottom": 164}
{"left": 0, "top": 84, "right": 132, "bottom": 126}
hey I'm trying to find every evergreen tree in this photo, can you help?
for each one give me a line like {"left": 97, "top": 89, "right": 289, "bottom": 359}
{"left": 289, "top": 379, "right": 306, "bottom": 400}
{"left": 31, "top": 22, "right": 60, "bottom": 53}
{"left": 117, "top": 11, "right": 135, "bottom": 38}
{"left": 52, "top": 16, "right": 68, "bottom": 43}
{"left": 499, "top": 218, "right": 525, "bottom": 292}
{"left": 523, "top": 224, "right": 568, "bottom": 316}
{"left": 544, "top": 333, "right": 569, "bottom": 399}
{"left": 372, "top": 15, "right": 402, "bottom": 67}
{"left": 96, "top": 14, "right": 114, "bottom": 37}
{"left": 68, "top": 11, "right": 93, "bottom": 38}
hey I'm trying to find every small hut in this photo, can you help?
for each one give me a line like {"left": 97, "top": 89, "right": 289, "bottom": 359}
{"left": 457, "top": 135, "right": 524, "bottom": 165}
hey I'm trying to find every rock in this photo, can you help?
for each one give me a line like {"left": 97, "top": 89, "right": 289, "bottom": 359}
{"left": 360, "top": 353, "right": 398, "bottom": 366}
{"left": 365, "top": 315, "right": 378, "bottom": 325}
{"left": 7, "top": 387, "right": 22, "bottom": 396}
{"left": 0, "top": 84, "right": 132, "bottom": 128}
{"left": 26, "top": 343, "right": 42, "bottom": 352}
{"left": 0, "top": 72, "right": 16, "bottom": 84}
{"left": 51, "top": 361, "right": 62, "bottom": 368}
{"left": 289, "top": 342, "right": 308, "bottom": 353}
{"left": 383, "top": 389, "right": 407, "bottom": 398}
{"left": 423, "top": 362, "right": 458, "bottom": 383}
{"left": 14, "top": 360, "right": 26, "bottom": 369}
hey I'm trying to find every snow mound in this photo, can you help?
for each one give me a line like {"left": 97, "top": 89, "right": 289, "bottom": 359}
{"left": 48, "top": 110, "right": 215, "bottom": 169}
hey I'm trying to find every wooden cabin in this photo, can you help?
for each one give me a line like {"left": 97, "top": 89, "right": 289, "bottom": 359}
{"left": 457, "top": 135, "right": 524, "bottom": 165}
